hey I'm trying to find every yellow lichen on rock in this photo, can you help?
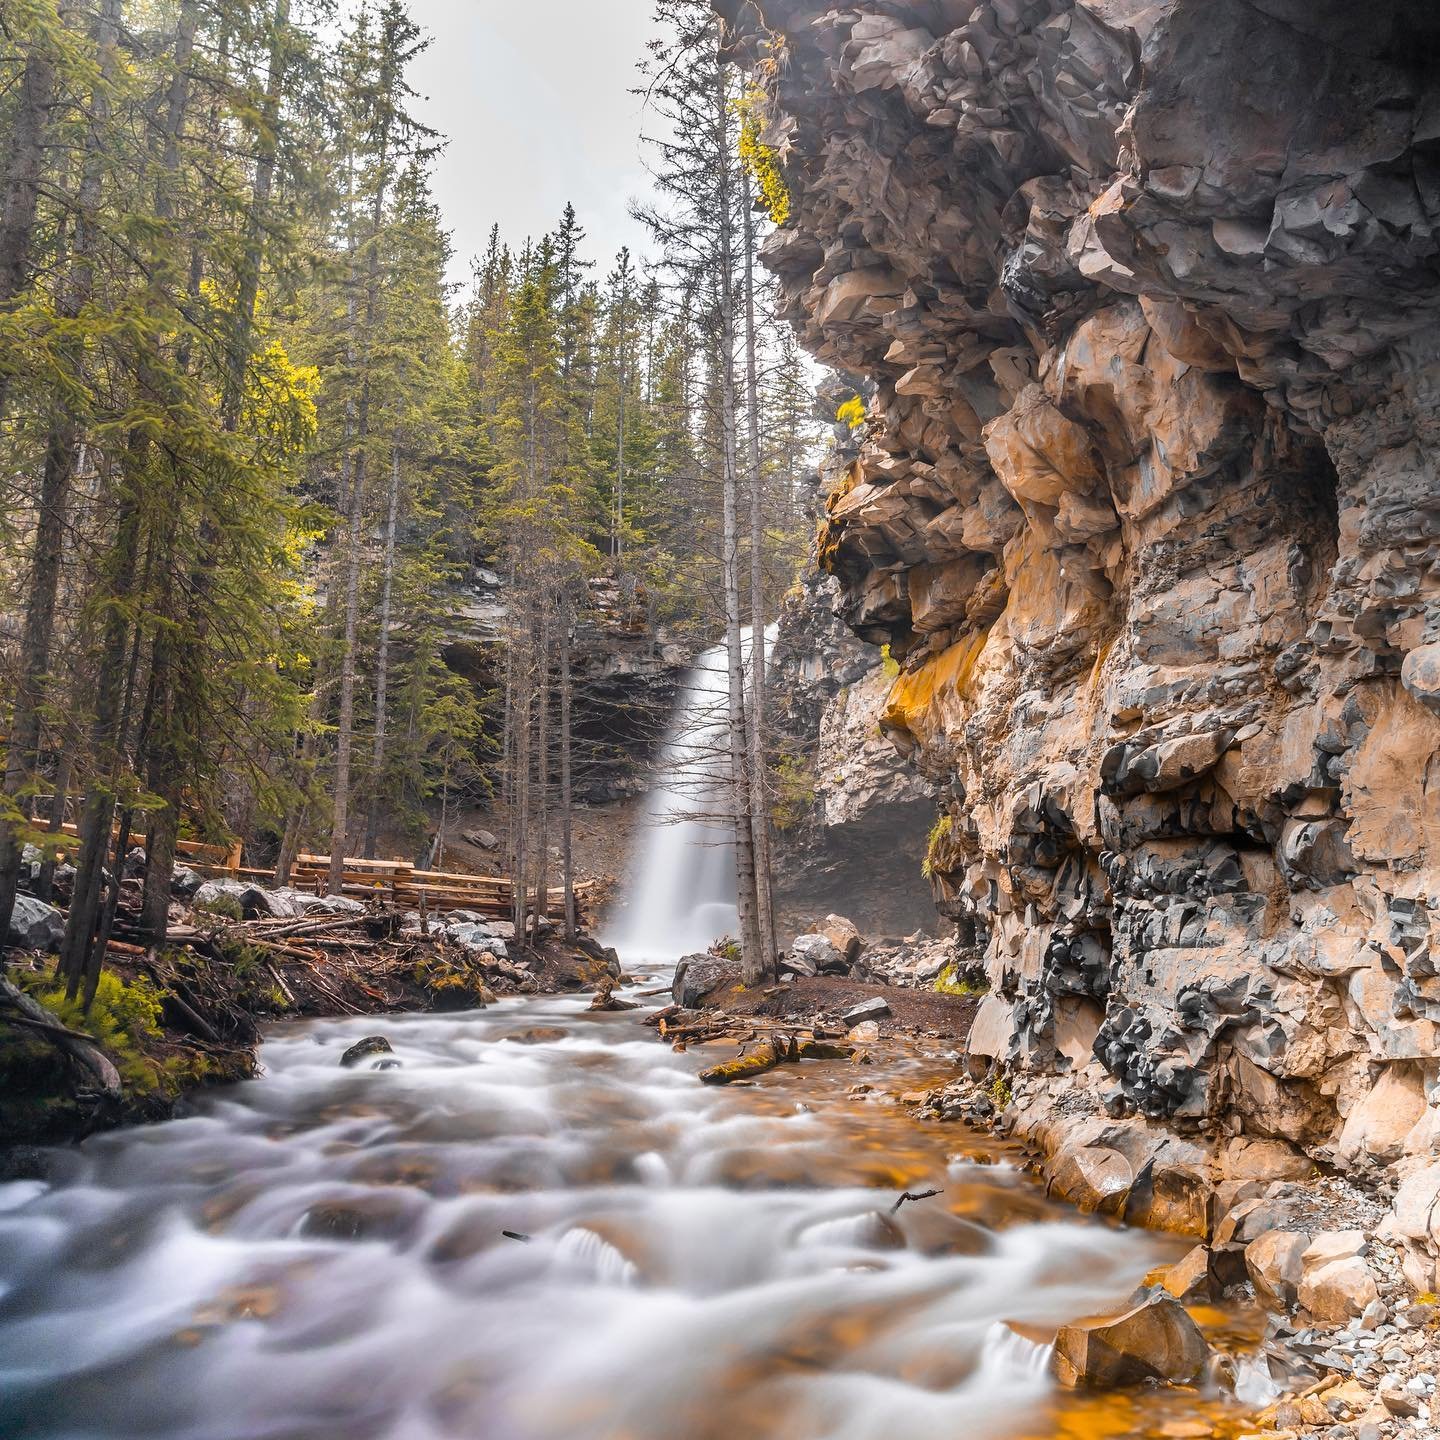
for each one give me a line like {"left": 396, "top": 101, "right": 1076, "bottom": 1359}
{"left": 881, "top": 628, "right": 990, "bottom": 752}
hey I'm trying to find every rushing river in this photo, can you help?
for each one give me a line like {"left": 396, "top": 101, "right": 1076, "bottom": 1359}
{"left": 0, "top": 984, "right": 1259, "bottom": 1440}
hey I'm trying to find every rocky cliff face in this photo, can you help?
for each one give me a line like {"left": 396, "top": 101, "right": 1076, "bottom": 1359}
{"left": 770, "top": 440, "right": 940, "bottom": 938}
{"left": 444, "top": 570, "right": 688, "bottom": 804}
{"left": 727, "top": 0, "right": 1440, "bottom": 1285}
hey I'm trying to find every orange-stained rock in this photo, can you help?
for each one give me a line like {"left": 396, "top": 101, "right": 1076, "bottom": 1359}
{"left": 1053, "top": 1289, "right": 1209, "bottom": 1387}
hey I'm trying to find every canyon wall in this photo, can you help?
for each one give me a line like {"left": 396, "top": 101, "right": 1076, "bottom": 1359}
{"left": 726, "top": 0, "right": 1440, "bottom": 1283}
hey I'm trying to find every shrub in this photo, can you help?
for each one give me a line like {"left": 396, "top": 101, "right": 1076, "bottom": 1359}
{"left": 28, "top": 972, "right": 166, "bottom": 1093}
{"left": 195, "top": 892, "right": 243, "bottom": 921}
{"left": 836, "top": 394, "right": 866, "bottom": 431}
{"left": 933, "top": 962, "right": 988, "bottom": 997}
{"left": 735, "top": 87, "right": 791, "bottom": 225}
{"left": 921, "top": 813, "right": 953, "bottom": 880}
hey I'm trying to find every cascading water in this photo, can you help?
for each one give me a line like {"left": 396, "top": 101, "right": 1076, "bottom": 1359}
{"left": 0, "top": 1002, "right": 1230, "bottom": 1440}
{"left": 605, "top": 630, "right": 772, "bottom": 961}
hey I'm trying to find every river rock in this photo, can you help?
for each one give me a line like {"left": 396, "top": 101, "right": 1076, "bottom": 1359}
{"left": 672, "top": 954, "right": 735, "bottom": 1009}
{"left": 6, "top": 896, "right": 64, "bottom": 952}
{"left": 1053, "top": 1288, "right": 1210, "bottom": 1388}
{"left": 1297, "top": 1249, "right": 1379, "bottom": 1326}
{"left": 169, "top": 865, "right": 204, "bottom": 898}
{"left": 1246, "top": 1230, "right": 1311, "bottom": 1312}
{"left": 339, "top": 1036, "right": 393, "bottom": 1068}
{"left": 817, "top": 914, "right": 863, "bottom": 964}
{"left": 841, "top": 997, "right": 891, "bottom": 1026}
{"left": 780, "top": 947, "right": 819, "bottom": 978}
{"left": 790, "top": 932, "right": 843, "bottom": 974}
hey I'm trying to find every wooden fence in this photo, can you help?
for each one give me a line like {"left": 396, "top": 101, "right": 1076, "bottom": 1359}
{"left": 43, "top": 824, "right": 590, "bottom": 918}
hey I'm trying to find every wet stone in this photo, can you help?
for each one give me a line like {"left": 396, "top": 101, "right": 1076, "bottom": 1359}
{"left": 339, "top": 1036, "right": 393, "bottom": 1068}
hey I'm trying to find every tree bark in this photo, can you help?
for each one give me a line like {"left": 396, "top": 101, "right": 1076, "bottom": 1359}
{"left": 741, "top": 172, "right": 777, "bottom": 968}
{"left": 0, "top": 43, "right": 55, "bottom": 305}
{"left": 714, "top": 62, "right": 765, "bottom": 984}
{"left": 560, "top": 601, "right": 577, "bottom": 942}
{"left": 363, "top": 442, "right": 401, "bottom": 859}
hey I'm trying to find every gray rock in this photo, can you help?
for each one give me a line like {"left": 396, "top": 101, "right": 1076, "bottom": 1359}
{"left": 841, "top": 997, "right": 892, "bottom": 1025}
{"left": 340, "top": 1036, "right": 393, "bottom": 1068}
{"left": 6, "top": 896, "right": 65, "bottom": 952}
{"left": 790, "top": 933, "right": 843, "bottom": 974}
{"left": 672, "top": 954, "right": 735, "bottom": 1009}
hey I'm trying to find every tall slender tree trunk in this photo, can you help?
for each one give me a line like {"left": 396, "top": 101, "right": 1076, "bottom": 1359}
{"left": 363, "top": 443, "right": 401, "bottom": 858}
{"left": 0, "top": 45, "right": 53, "bottom": 302}
{"left": 741, "top": 178, "right": 777, "bottom": 968}
{"left": 560, "top": 601, "right": 577, "bottom": 942}
{"left": 510, "top": 635, "right": 532, "bottom": 938}
{"left": 530, "top": 607, "right": 552, "bottom": 942}
{"left": 714, "top": 66, "right": 765, "bottom": 984}
{"left": 330, "top": 98, "right": 393, "bottom": 894}
{"left": 59, "top": 455, "right": 148, "bottom": 996}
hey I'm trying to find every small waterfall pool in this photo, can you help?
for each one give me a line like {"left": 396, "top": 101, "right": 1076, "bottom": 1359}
{"left": 0, "top": 993, "right": 1249, "bottom": 1440}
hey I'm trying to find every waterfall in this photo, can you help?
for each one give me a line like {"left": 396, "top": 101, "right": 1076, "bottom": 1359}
{"left": 605, "top": 641, "right": 738, "bottom": 960}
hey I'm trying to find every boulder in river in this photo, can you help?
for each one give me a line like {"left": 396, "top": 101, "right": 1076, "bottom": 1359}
{"left": 340, "top": 1036, "right": 393, "bottom": 1068}
{"left": 7, "top": 896, "right": 65, "bottom": 952}
{"left": 1052, "top": 1288, "right": 1210, "bottom": 1387}
{"left": 672, "top": 954, "right": 735, "bottom": 1009}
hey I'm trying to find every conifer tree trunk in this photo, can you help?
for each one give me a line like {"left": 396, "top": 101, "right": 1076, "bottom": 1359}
{"left": 0, "top": 0, "right": 123, "bottom": 951}
{"left": 741, "top": 175, "right": 777, "bottom": 967}
{"left": 330, "top": 63, "right": 396, "bottom": 893}
{"left": 363, "top": 443, "right": 401, "bottom": 858}
{"left": 713, "top": 63, "right": 765, "bottom": 985}
{"left": 560, "top": 602, "right": 577, "bottom": 942}
{"left": 530, "top": 607, "right": 552, "bottom": 942}
{"left": 0, "top": 35, "right": 55, "bottom": 415}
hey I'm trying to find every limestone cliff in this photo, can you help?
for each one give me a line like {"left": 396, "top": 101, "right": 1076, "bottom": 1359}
{"left": 726, "top": 0, "right": 1440, "bottom": 1285}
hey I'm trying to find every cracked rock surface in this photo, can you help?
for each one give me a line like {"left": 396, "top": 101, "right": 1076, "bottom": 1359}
{"left": 724, "top": 0, "right": 1440, "bottom": 1291}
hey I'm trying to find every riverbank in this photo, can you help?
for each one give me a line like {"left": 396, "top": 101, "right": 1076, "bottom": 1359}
{"left": 658, "top": 956, "right": 1438, "bottom": 1440}
{"left": 0, "top": 887, "right": 621, "bottom": 1163}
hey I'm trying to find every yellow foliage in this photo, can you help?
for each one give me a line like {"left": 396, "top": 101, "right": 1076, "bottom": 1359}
{"left": 921, "top": 813, "right": 952, "bottom": 879}
{"left": 836, "top": 395, "right": 866, "bottom": 430}
{"left": 735, "top": 87, "right": 791, "bottom": 226}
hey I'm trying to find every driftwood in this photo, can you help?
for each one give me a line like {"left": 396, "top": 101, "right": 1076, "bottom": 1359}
{"left": 0, "top": 977, "right": 122, "bottom": 1096}
{"left": 890, "top": 1188, "right": 943, "bottom": 1215}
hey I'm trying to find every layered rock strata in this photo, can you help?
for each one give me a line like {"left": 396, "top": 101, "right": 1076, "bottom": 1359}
{"left": 725, "top": 0, "right": 1440, "bottom": 1286}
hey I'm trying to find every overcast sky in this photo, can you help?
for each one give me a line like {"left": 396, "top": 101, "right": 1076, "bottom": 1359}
{"left": 405, "top": 0, "right": 662, "bottom": 292}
